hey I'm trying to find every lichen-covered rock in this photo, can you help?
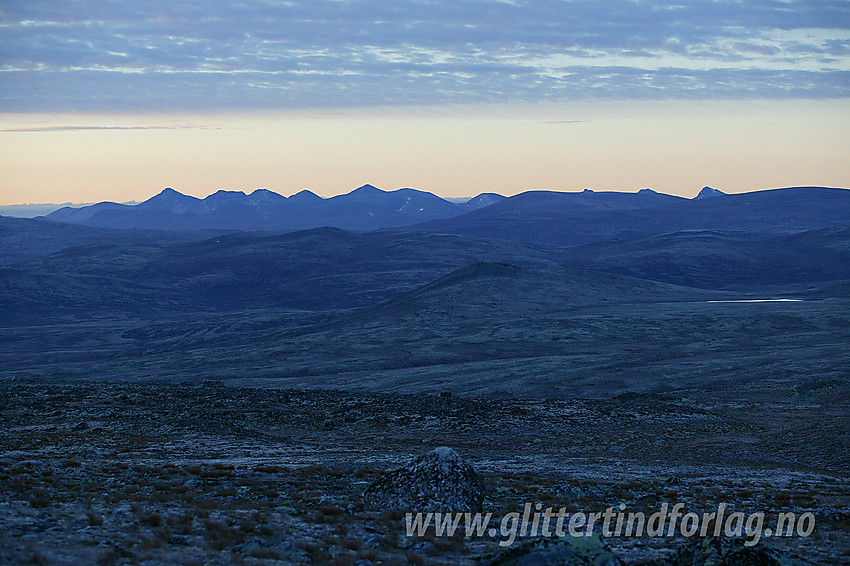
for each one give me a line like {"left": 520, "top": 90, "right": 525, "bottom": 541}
{"left": 364, "top": 446, "right": 485, "bottom": 512}
{"left": 479, "top": 535, "right": 621, "bottom": 566}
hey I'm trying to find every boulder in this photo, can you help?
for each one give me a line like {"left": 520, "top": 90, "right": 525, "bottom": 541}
{"left": 364, "top": 446, "right": 485, "bottom": 512}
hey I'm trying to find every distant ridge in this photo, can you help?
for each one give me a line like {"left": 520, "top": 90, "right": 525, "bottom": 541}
{"left": 37, "top": 185, "right": 850, "bottom": 242}
{"left": 411, "top": 186, "right": 850, "bottom": 247}
{"left": 41, "top": 184, "right": 503, "bottom": 232}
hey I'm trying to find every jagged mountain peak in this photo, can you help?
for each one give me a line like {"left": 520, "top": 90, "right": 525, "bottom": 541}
{"left": 204, "top": 190, "right": 247, "bottom": 202}
{"left": 142, "top": 187, "right": 194, "bottom": 203}
{"left": 250, "top": 188, "right": 283, "bottom": 197}
{"left": 694, "top": 186, "right": 726, "bottom": 200}
{"left": 247, "top": 188, "right": 286, "bottom": 206}
{"left": 352, "top": 184, "right": 384, "bottom": 194}
{"left": 138, "top": 188, "right": 203, "bottom": 212}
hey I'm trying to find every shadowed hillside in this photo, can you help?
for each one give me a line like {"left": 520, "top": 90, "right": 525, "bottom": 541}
{"left": 3, "top": 262, "right": 847, "bottom": 401}
{"left": 5, "top": 222, "right": 850, "bottom": 325}
{"left": 0, "top": 228, "right": 562, "bottom": 323}
{"left": 0, "top": 215, "right": 218, "bottom": 263}
{"left": 340, "top": 262, "right": 717, "bottom": 324}
{"left": 558, "top": 227, "right": 850, "bottom": 290}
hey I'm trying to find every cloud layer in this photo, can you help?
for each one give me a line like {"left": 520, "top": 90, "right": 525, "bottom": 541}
{"left": 2, "top": 0, "right": 848, "bottom": 111}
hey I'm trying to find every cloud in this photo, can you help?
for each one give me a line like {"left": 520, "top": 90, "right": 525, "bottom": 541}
{"left": 1, "top": 0, "right": 848, "bottom": 111}
{"left": 0, "top": 124, "right": 215, "bottom": 133}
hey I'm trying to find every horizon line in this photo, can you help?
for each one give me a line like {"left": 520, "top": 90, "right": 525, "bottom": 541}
{"left": 3, "top": 184, "right": 850, "bottom": 208}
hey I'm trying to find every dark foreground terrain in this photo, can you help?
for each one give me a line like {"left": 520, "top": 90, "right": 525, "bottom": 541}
{"left": 1, "top": 381, "right": 848, "bottom": 565}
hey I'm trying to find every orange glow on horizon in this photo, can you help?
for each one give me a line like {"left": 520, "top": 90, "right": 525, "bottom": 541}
{"left": 1, "top": 100, "right": 848, "bottom": 206}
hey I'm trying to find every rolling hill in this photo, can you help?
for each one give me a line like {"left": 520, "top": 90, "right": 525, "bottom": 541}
{"left": 0, "top": 228, "right": 563, "bottom": 323}
{"left": 0, "top": 215, "right": 219, "bottom": 263}
{"left": 4, "top": 259, "right": 847, "bottom": 399}
{"left": 5, "top": 221, "right": 850, "bottom": 325}
{"left": 558, "top": 227, "right": 850, "bottom": 290}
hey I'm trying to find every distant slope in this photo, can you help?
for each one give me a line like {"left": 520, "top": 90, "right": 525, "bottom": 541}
{"left": 7, "top": 222, "right": 850, "bottom": 324}
{"left": 412, "top": 186, "right": 850, "bottom": 247}
{"left": 0, "top": 203, "right": 98, "bottom": 218}
{"left": 463, "top": 192, "right": 507, "bottom": 210}
{"left": 0, "top": 215, "right": 216, "bottom": 263}
{"left": 559, "top": 227, "right": 850, "bottom": 290}
{"left": 47, "top": 201, "right": 134, "bottom": 223}
{"left": 342, "top": 262, "right": 717, "bottom": 325}
{"left": 0, "top": 228, "right": 563, "bottom": 323}
{"left": 42, "top": 184, "right": 504, "bottom": 232}
{"left": 287, "top": 263, "right": 849, "bottom": 397}
{"left": 4, "top": 259, "right": 848, "bottom": 397}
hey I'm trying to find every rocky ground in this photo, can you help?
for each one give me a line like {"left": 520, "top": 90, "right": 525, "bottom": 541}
{"left": 1, "top": 380, "right": 848, "bottom": 565}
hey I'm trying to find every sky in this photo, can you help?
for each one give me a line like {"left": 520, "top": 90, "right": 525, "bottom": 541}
{"left": 1, "top": 0, "right": 849, "bottom": 205}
